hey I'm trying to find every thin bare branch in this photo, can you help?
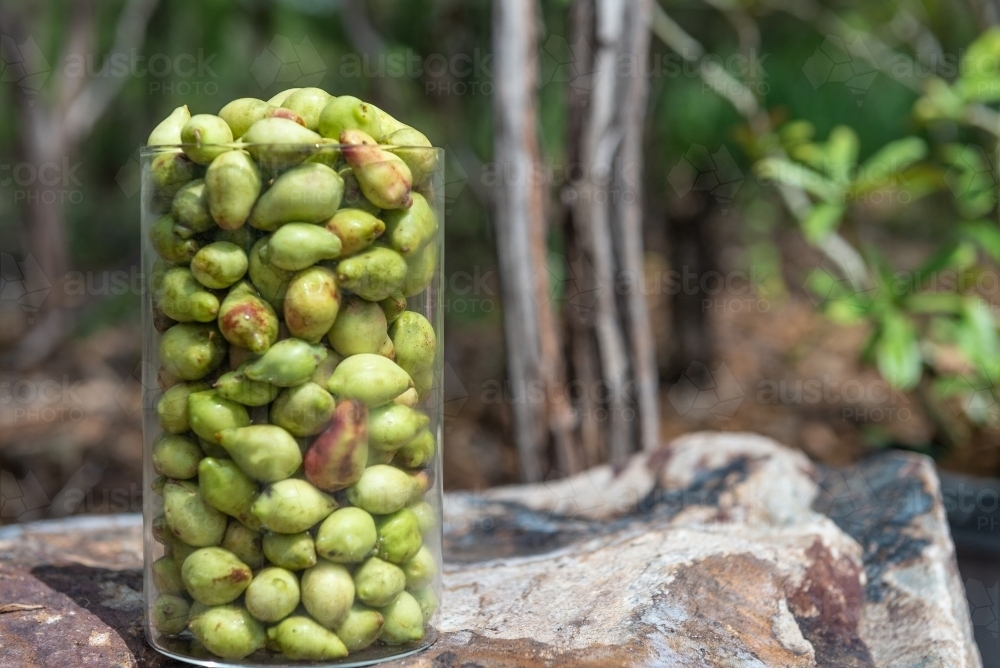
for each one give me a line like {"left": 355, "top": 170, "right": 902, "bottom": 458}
{"left": 650, "top": 7, "right": 703, "bottom": 59}
{"left": 57, "top": 0, "right": 98, "bottom": 118}
{"left": 494, "top": 0, "right": 562, "bottom": 481}
{"left": 573, "top": 0, "right": 638, "bottom": 464}
{"left": 615, "top": 0, "right": 659, "bottom": 453}
{"left": 63, "top": 0, "right": 161, "bottom": 146}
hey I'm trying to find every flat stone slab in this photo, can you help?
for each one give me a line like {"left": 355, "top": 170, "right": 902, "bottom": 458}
{"left": 0, "top": 432, "right": 981, "bottom": 667}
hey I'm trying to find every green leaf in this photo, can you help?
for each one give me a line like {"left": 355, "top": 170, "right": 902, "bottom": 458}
{"left": 755, "top": 158, "right": 840, "bottom": 202}
{"left": 914, "top": 78, "right": 966, "bottom": 121}
{"left": 934, "top": 374, "right": 972, "bottom": 399}
{"left": 904, "top": 293, "right": 964, "bottom": 313}
{"left": 853, "top": 137, "right": 927, "bottom": 192}
{"left": 957, "top": 297, "right": 999, "bottom": 369}
{"left": 826, "top": 298, "right": 868, "bottom": 324}
{"left": 942, "top": 143, "right": 990, "bottom": 171}
{"left": 954, "top": 76, "right": 1000, "bottom": 102}
{"left": 833, "top": 290, "right": 878, "bottom": 321}
{"left": 887, "top": 164, "right": 945, "bottom": 197}
{"left": 958, "top": 28, "right": 1000, "bottom": 101}
{"left": 966, "top": 193, "right": 998, "bottom": 219}
{"left": 778, "top": 120, "right": 814, "bottom": 150}
{"left": 864, "top": 245, "right": 899, "bottom": 302}
{"left": 898, "top": 241, "right": 961, "bottom": 296}
{"left": 826, "top": 125, "right": 859, "bottom": 184}
{"left": 942, "top": 144, "right": 997, "bottom": 218}
{"left": 953, "top": 241, "right": 980, "bottom": 269}
{"left": 875, "top": 311, "right": 922, "bottom": 390}
{"left": 801, "top": 202, "right": 845, "bottom": 244}
{"left": 961, "top": 221, "right": 1000, "bottom": 263}
{"left": 804, "top": 266, "right": 840, "bottom": 301}
{"left": 962, "top": 28, "right": 1000, "bottom": 80}
{"left": 789, "top": 142, "right": 828, "bottom": 171}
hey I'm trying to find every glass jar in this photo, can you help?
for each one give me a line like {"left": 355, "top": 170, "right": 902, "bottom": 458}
{"left": 139, "top": 142, "right": 443, "bottom": 666}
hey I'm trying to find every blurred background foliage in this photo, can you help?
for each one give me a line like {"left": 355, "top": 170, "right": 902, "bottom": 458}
{"left": 5, "top": 0, "right": 1000, "bottom": 522}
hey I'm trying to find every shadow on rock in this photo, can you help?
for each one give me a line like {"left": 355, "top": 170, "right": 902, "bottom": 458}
{"left": 29, "top": 564, "right": 158, "bottom": 663}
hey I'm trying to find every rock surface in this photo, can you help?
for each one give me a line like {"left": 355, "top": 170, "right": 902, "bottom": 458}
{"left": 0, "top": 432, "right": 981, "bottom": 667}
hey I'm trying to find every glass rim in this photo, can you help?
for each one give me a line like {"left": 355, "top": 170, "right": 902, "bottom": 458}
{"left": 139, "top": 143, "right": 443, "bottom": 155}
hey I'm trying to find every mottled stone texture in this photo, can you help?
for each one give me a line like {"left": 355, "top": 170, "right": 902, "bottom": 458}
{"left": 0, "top": 432, "right": 981, "bottom": 667}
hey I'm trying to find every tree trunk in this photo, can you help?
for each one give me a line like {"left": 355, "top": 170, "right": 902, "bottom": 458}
{"left": 490, "top": 0, "right": 658, "bottom": 476}
{"left": 613, "top": 0, "right": 659, "bottom": 454}
{"left": 492, "top": 0, "right": 577, "bottom": 481}
{"left": 0, "top": 0, "right": 160, "bottom": 369}
{"left": 563, "top": 0, "right": 660, "bottom": 464}
{"left": 11, "top": 93, "right": 72, "bottom": 370}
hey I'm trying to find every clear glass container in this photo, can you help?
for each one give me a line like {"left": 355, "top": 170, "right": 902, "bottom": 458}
{"left": 139, "top": 142, "right": 443, "bottom": 666}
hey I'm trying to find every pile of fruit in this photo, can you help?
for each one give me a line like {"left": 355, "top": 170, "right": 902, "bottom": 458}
{"left": 144, "top": 87, "right": 440, "bottom": 661}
